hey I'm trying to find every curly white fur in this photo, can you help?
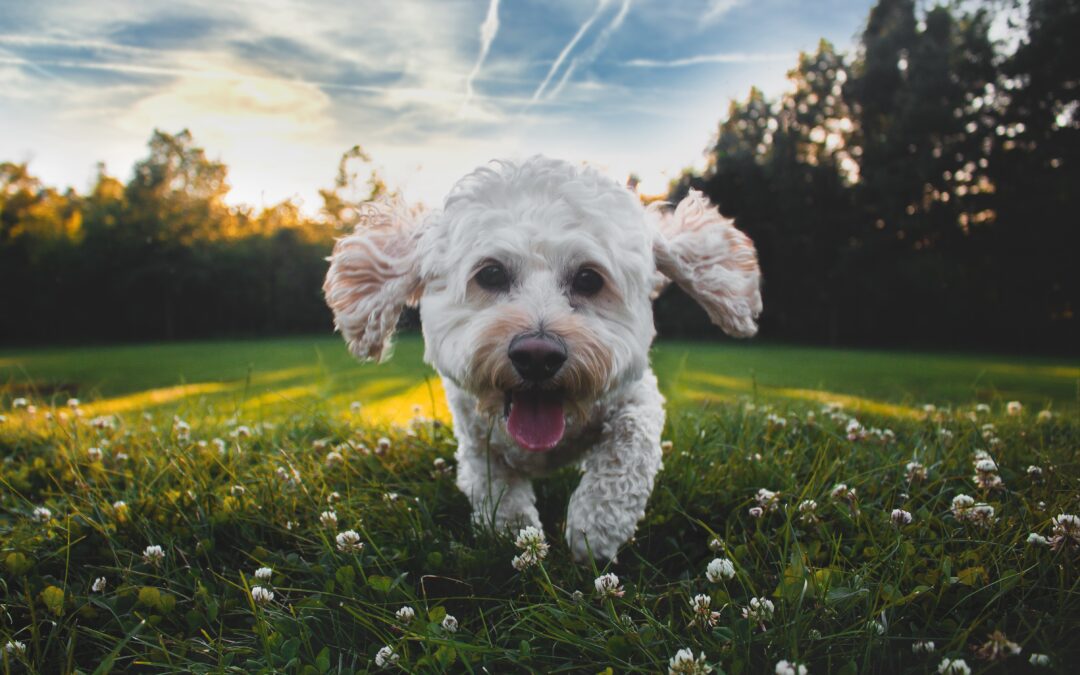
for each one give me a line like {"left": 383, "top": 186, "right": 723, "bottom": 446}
{"left": 325, "top": 156, "right": 761, "bottom": 563}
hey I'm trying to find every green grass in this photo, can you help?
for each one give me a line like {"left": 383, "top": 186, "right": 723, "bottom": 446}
{"left": 0, "top": 337, "right": 1078, "bottom": 673}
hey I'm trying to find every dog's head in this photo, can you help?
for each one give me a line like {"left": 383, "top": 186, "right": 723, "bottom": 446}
{"left": 324, "top": 156, "right": 761, "bottom": 450}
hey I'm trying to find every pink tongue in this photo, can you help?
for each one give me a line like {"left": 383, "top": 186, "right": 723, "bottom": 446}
{"left": 507, "top": 390, "right": 565, "bottom": 451}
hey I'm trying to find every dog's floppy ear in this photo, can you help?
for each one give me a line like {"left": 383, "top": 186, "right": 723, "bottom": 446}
{"left": 323, "top": 199, "right": 424, "bottom": 362}
{"left": 652, "top": 189, "right": 762, "bottom": 337}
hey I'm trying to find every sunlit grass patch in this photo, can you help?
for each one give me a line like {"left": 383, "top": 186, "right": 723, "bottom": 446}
{"left": 1, "top": 384, "right": 1077, "bottom": 673}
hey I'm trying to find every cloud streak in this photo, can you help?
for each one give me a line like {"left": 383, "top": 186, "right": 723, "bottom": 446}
{"left": 529, "top": 0, "right": 609, "bottom": 103}
{"left": 623, "top": 51, "right": 797, "bottom": 68}
{"left": 459, "top": 0, "right": 501, "bottom": 116}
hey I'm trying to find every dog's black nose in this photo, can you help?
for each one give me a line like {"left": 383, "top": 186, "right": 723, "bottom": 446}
{"left": 508, "top": 333, "right": 567, "bottom": 382}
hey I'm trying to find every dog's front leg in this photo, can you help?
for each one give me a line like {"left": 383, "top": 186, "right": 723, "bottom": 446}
{"left": 565, "top": 375, "right": 665, "bottom": 563}
{"left": 456, "top": 443, "right": 541, "bottom": 532}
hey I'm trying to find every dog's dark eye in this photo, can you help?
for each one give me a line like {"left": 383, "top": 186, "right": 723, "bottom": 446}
{"left": 571, "top": 268, "right": 604, "bottom": 296}
{"left": 475, "top": 263, "right": 510, "bottom": 291}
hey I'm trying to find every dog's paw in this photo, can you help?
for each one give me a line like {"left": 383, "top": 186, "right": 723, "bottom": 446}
{"left": 566, "top": 525, "right": 620, "bottom": 564}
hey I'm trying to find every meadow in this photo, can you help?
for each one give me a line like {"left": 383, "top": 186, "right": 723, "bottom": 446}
{"left": 1, "top": 336, "right": 1078, "bottom": 673}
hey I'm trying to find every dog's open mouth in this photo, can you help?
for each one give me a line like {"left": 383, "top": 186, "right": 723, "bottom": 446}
{"left": 504, "top": 389, "right": 565, "bottom": 451}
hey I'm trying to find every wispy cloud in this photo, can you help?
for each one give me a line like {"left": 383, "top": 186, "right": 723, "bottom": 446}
{"left": 529, "top": 0, "right": 610, "bottom": 103}
{"left": 459, "top": 0, "right": 501, "bottom": 116}
{"left": 703, "top": 0, "right": 741, "bottom": 23}
{"left": 623, "top": 51, "right": 797, "bottom": 68}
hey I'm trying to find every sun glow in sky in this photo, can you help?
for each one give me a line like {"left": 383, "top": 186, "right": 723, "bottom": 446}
{"left": 0, "top": 0, "right": 874, "bottom": 210}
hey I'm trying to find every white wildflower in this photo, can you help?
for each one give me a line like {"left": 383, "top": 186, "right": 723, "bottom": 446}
{"left": 92, "top": 576, "right": 107, "bottom": 592}
{"left": 708, "top": 537, "right": 724, "bottom": 553}
{"left": 1027, "top": 465, "right": 1043, "bottom": 479}
{"left": 912, "top": 640, "right": 935, "bottom": 654}
{"left": 891, "top": 509, "right": 913, "bottom": 526}
{"left": 1006, "top": 401, "right": 1022, "bottom": 416}
{"left": 968, "top": 503, "right": 996, "bottom": 527}
{"left": 1027, "top": 533, "right": 1049, "bottom": 546}
{"left": 395, "top": 606, "right": 416, "bottom": 624}
{"left": 668, "top": 648, "right": 713, "bottom": 675}
{"left": 775, "top": 660, "right": 808, "bottom": 675}
{"left": 212, "top": 438, "right": 226, "bottom": 453}
{"left": 798, "top": 499, "right": 819, "bottom": 525}
{"left": 441, "top": 614, "right": 458, "bottom": 633}
{"left": 689, "top": 593, "right": 720, "bottom": 628}
{"left": 937, "top": 657, "right": 971, "bottom": 674}
{"left": 254, "top": 567, "right": 272, "bottom": 581}
{"left": 905, "top": 461, "right": 928, "bottom": 482}
{"left": 1029, "top": 653, "right": 1051, "bottom": 666}
{"left": 975, "top": 630, "right": 1021, "bottom": 661}
{"left": 375, "top": 437, "right": 391, "bottom": 455}
{"left": 251, "top": 585, "right": 274, "bottom": 606}
{"left": 87, "top": 446, "right": 104, "bottom": 462}
{"left": 512, "top": 526, "right": 549, "bottom": 570}
{"left": 951, "top": 494, "right": 975, "bottom": 519}
{"left": 320, "top": 510, "right": 338, "bottom": 528}
{"left": 32, "top": 506, "right": 52, "bottom": 522}
{"left": 594, "top": 573, "right": 625, "bottom": 599}
{"left": 12, "top": 397, "right": 28, "bottom": 408}
{"left": 67, "top": 397, "right": 80, "bottom": 409}
{"left": 1050, "top": 513, "right": 1080, "bottom": 551}
{"left": 1036, "top": 410, "right": 1052, "bottom": 422}
{"left": 706, "top": 557, "right": 735, "bottom": 582}
{"left": 230, "top": 485, "right": 246, "bottom": 496}
{"left": 766, "top": 413, "right": 787, "bottom": 427}
{"left": 336, "top": 530, "right": 364, "bottom": 553}
{"left": 741, "top": 596, "right": 775, "bottom": 625}
{"left": 748, "top": 506, "right": 764, "bottom": 519}
{"left": 4, "top": 640, "right": 26, "bottom": 656}
{"left": 660, "top": 440, "right": 674, "bottom": 452}
{"left": 350, "top": 401, "right": 362, "bottom": 413}
{"left": 375, "top": 645, "right": 399, "bottom": 668}
{"left": 143, "top": 545, "right": 165, "bottom": 565}
{"left": 755, "top": 488, "right": 780, "bottom": 512}
{"left": 325, "top": 451, "right": 344, "bottom": 466}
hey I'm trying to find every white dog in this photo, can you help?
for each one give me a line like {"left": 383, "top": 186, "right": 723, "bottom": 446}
{"left": 324, "top": 156, "right": 761, "bottom": 562}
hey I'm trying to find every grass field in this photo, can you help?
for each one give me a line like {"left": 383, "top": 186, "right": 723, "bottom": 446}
{"left": 1, "top": 336, "right": 1078, "bottom": 673}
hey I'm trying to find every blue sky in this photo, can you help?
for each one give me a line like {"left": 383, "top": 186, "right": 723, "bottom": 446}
{"left": 0, "top": 0, "right": 876, "bottom": 209}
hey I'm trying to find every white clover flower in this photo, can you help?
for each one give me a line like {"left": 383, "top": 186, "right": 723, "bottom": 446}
{"left": 975, "top": 403, "right": 990, "bottom": 414}
{"left": 4, "top": 640, "right": 26, "bottom": 656}
{"left": 112, "top": 500, "right": 127, "bottom": 511}
{"left": 230, "top": 485, "right": 246, "bottom": 496}
{"left": 350, "top": 401, "right": 362, "bottom": 413}
{"left": 26, "top": 404, "right": 37, "bottom": 414}
{"left": 1050, "top": 513, "right": 1080, "bottom": 551}
{"left": 741, "top": 596, "right": 775, "bottom": 625}
{"left": 87, "top": 446, "right": 104, "bottom": 462}
{"left": 937, "top": 658, "right": 971, "bottom": 675}
{"left": 775, "top": 660, "right": 808, "bottom": 675}
{"left": 67, "top": 397, "right": 80, "bottom": 409}
{"left": 974, "top": 630, "right": 1021, "bottom": 661}
{"left": 830, "top": 483, "right": 856, "bottom": 502}
{"left": 375, "top": 645, "right": 399, "bottom": 668}
{"left": 708, "top": 537, "right": 724, "bottom": 553}
{"left": 1029, "top": 653, "right": 1051, "bottom": 666}
{"left": 383, "top": 492, "right": 400, "bottom": 503}
{"left": 766, "top": 413, "right": 787, "bottom": 427}
{"left": 32, "top": 506, "right": 52, "bottom": 522}
{"left": 92, "top": 576, "right": 107, "bottom": 592}
{"left": 974, "top": 458, "right": 998, "bottom": 473}
{"left": 660, "top": 440, "right": 674, "bottom": 452}
{"left": 1036, "top": 410, "right": 1052, "bottom": 422}
{"left": 937, "top": 428, "right": 954, "bottom": 442}
{"left": 867, "top": 620, "right": 886, "bottom": 635}
{"left": 668, "top": 648, "right": 712, "bottom": 675}
{"left": 395, "top": 606, "right": 416, "bottom": 624}
{"left": 594, "top": 573, "right": 625, "bottom": 599}
{"left": 336, "top": 530, "right": 364, "bottom": 553}
{"left": 1027, "top": 465, "right": 1044, "bottom": 478}
{"left": 891, "top": 509, "right": 913, "bottom": 526}
{"left": 688, "top": 593, "right": 720, "bottom": 628}
{"left": 511, "top": 526, "right": 549, "bottom": 571}
{"left": 912, "top": 640, "right": 935, "bottom": 654}
{"left": 375, "top": 437, "right": 391, "bottom": 455}
{"left": 441, "top": 614, "right": 458, "bottom": 633}
{"left": 798, "top": 499, "right": 819, "bottom": 525}
{"left": 846, "top": 418, "right": 867, "bottom": 441}
{"left": 905, "top": 461, "right": 928, "bottom": 482}
{"left": 968, "top": 503, "right": 996, "bottom": 527}
{"left": 320, "top": 510, "right": 339, "bottom": 528}
{"left": 1027, "top": 533, "right": 1050, "bottom": 546}
{"left": 325, "top": 451, "right": 344, "bottom": 466}
{"left": 251, "top": 585, "right": 274, "bottom": 606}
{"left": 232, "top": 425, "right": 252, "bottom": 439}
{"left": 115, "top": 452, "right": 129, "bottom": 462}
{"left": 706, "top": 557, "right": 735, "bottom": 582}
{"left": 254, "top": 567, "right": 273, "bottom": 581}
{"left": 1006, "top": 401, "right": 1022, "bottom": 416}
{"left": 432, "top": 457, "right": 451, "bottom": 475}
{"left": 748, "top": 506, "right": 764, "bottom": 519}
{"left": 143, "top": 545, "right": 165, "bottom": 565}
{"left": 951, "top": 494, "right": 975, "bottom": 519}
{"left": 922, "top": 403, "right": 936, "bottom": 414}
{"left": 212, "top": 438, "right": 227, "bottom": 453}
{"left": 12, "top": 397, "right": 28, "bottom": 408}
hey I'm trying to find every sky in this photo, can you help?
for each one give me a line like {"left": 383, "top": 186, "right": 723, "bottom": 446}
{"left": 0, "top": 0, "right": 877, "bottom": 211}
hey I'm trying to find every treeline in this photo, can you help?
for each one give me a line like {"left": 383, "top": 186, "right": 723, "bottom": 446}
{"left": 0, "top": 134, "right": 384, "bottom": 343}
{"left": 665, "top": 0, "right": 1077, "bottom": 352}
{"left": 2, "top": 0, "right": 1077, "bottom": 352}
